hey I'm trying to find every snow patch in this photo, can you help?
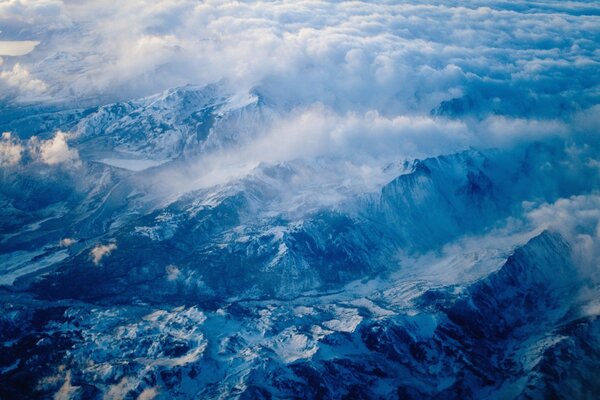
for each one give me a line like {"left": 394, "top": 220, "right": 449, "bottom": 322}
{"left": 97, "top": 158, "right": 167, "bottom": 171}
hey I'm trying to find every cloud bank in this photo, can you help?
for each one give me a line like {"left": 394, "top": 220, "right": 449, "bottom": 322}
{"left": 0, "top": 0, "right": 597, "bottom": 121}
{"left": 0, "top": 63, "right": 47, "bottom": 100}
{"left": 176, "top": 107, "right": 567, "bottom": 191}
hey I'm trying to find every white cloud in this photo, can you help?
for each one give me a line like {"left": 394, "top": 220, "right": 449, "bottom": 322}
{"left": 0, "top": 130, "right": 80, "bottom": 167}
{"left": 473, "top": 116, "right": 568, "bottom": 146}
{"left": 165, "top": 264, "right": 181, "bottom": 281}
{"left": 137, "top": 387, "right": 159, "bottom": 400}
{"left": 0, "top": 132, "right": 24, "bottom": 166}
{"left": 159, "top": 104, "right": 568, "bottom": 194}
{"left": 90, "top": 242, "right": 117, "bottom": 265}
{"left": 527, "top": 194, "right": 600, "bottom": 275}
{"left": 59, "top": 238, "right": 76, "bottom": 247}
{"left": 0, "top": 0, "right": 69, "bottom": 28}
{"left": 235, "top": 106, "right": 474, "bottom": 161}
{"left": 0, "top": 63, "right": 47, "bottom": 99}
{"left": 37, "top": 131, "right": 80, "bottom": 166}
{"left": 0, "top": 1, "right": 597, "bottom": 199}
{"left": 0, "top": 1, "right": 596, "bottom": 118}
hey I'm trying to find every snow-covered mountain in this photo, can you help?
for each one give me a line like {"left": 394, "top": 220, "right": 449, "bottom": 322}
{"left": 73, "top": 83, "right": 269, "bottom": 162}
{"left": 0, "top": 82, "right": 598, "bottom": 399}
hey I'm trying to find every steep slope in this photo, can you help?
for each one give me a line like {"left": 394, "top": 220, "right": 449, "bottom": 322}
{"left": 12, "top": 136, "right": 598, "bottom": 303}
{"left": 1, "top": 82, "right": 598, "bottom": 399}
{"left": 264, "top": 231, "right": 596, "bottom": 399}
{"left": 3, "top": 230, "right": 597, "bottom": 399}
{"left": 73, "top": 83, "right": 267, "bottom": 162}
{"left": 377, "top": 142, "right": 600, "bottom": 251}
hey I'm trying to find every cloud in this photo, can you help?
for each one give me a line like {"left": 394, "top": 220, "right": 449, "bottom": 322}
{"left": 0, "top": 63, "right": 47, "bottom": 100}
{"left": 0, "top": 1, "right": 596, "bottom": 118}
{"left": 0, "top": 1, "right": 597, "bottom": 203}
{"left": 59, "top": 238, "right": 76, "bottom": 247}
{"left": 526, "top": 194, "right": 600, "bottom": 276}
{"left": 90, "top": 242, "right": 117, "bottom": 265}
{"left": 137, "top": 387, "right": 159, "bottom": 400}
{"left": 0, "top": 132, "right": 24, "bottom": 166}
{"left": 104, "top": 377, "right": 132, "bottom": 400}
{"left": 0, "top": 0, "right": 69, "bottom": 29}
{"left": 152, "top": 103, "right": 569, "bottom": 195}
{"left": 165, "top": 264, "right": 181, "bottom": 281}
{"left": 0, "top": 130, "right": 80, "bottom": 167}
{"left": 37, "top": 131, "right": 80, "bottom": 165}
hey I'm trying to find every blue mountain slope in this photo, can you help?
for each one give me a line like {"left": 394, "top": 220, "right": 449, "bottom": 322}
{"left": 0, "top": 83, "right": 598, "bottom": 399}
{"left": 72, "top": 83, "right": 268, "bottom": 161}
{"left": 8, "top": 132, "right": 597, "bottom": 303}
{"left": 3, "top": 229, "right": 596, "bottom": 399}
{"left": 258, "top": 232, "right": 595, "bottom": 399}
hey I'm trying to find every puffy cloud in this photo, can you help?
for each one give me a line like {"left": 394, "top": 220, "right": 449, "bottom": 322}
{"left": 0, "top": 132, "right": 24, "bottom": 166}
{"left": 90, "top": 242, "right": 117, "bottom": 265}
{"left": 0, "top": 63, "right": 47, "bottom": 100}
{"left": 0, "top": 0, "right": 69, "bottom": 29}
{"left": 526, "top": 194, "right": 600, "bottom": 275}
{"left": 165, "top": 264, "right": 181, "bottom": 281}
{"left": 0, "top": 1, "right": 597, "bottom": 196}
{"left": 37, "top": 131, "right": 80, "bottom": 165}
{"left": 0, "top": 130, "right": 80, "bottom": 167}
{"left": 59, "top": 238, "right": 76, "bottom": 247}
{"left": 0, "top": 0, "right": 597, "bottom": 118}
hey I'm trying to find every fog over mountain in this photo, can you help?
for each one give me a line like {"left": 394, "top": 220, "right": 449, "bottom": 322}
{"left": 0, "top": 1, "right": 599, "bottom": 399}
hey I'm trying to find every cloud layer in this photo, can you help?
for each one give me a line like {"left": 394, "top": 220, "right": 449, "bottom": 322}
{"left": 0, "top": 0, "right": 598, "bottom": 120}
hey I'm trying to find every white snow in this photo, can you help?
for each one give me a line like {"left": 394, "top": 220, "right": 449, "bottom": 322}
{"left": 218, "top": 92, "right": 258, "bottom": 113}
{"left": 0, "top": 250, "right": 68, "bottom": 286}
{"left": 273, "top": 328, "right": 319, "bottom": 363}
{"left": 97, "top": 158, "right": 167, "bottom": 171}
